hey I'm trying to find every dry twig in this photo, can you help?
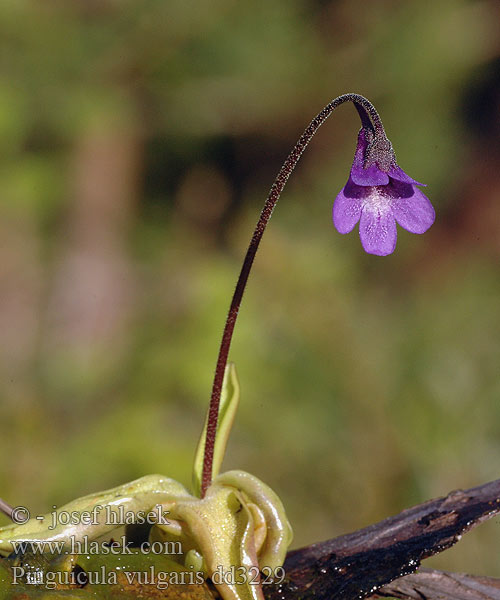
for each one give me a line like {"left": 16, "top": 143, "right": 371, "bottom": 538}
{"left": 264, "top": 478, "right": 500, "bottom": 600}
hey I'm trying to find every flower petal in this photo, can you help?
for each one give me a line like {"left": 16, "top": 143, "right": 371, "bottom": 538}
{"left": 387, "top": 165, "right": 426, "bottom": 186}
{"left": 350, "top": 129, "right": 389, "bottom": 186}
{"left": 359, "top": 203, "right": 397, "bottom": 256}
{"left": 333, "top": 183, "right": 362, "bottom": 234}
{"left": 392, "top": 186, "right": 435, "bottom": 234}
{"left": 351, "top": 163, "right": 390, "bottom": 186}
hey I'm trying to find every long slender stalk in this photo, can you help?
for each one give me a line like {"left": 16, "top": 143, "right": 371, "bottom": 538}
{"left": 200, "top": 93, "right": 384, "bottom": 496}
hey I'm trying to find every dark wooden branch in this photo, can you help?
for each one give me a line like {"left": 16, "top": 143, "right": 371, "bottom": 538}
{"left": 371, "top": 568, "right": 500, "bottom": 599}
{"left": 264, "top": 478, "right": 500, "bottom": 600}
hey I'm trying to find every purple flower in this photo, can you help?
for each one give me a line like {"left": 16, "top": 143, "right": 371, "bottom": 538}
{"left": 333, "top": 128, "right": 435, "bottom": 256}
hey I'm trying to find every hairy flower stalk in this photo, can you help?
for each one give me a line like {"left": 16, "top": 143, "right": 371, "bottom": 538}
{"left": 201, "top": 94, "right": 434, "bottom": 496}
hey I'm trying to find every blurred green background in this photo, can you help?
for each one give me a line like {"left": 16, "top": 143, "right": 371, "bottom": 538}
{"left": 1, "top": 0, "right": 500, "bottom": 577}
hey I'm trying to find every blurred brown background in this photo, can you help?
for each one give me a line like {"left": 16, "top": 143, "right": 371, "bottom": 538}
{"left": 1, "top": 0, "right": 500, "bottom": 576}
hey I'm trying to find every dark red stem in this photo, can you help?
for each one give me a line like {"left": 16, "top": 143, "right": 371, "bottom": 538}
{"left": 200, "top": 93, "right": 384, "bottom": 496}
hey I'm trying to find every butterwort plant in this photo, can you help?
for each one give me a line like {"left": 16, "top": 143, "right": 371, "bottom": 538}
{"left": 0, "top": 93, "right": 434, "bottom": 600}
